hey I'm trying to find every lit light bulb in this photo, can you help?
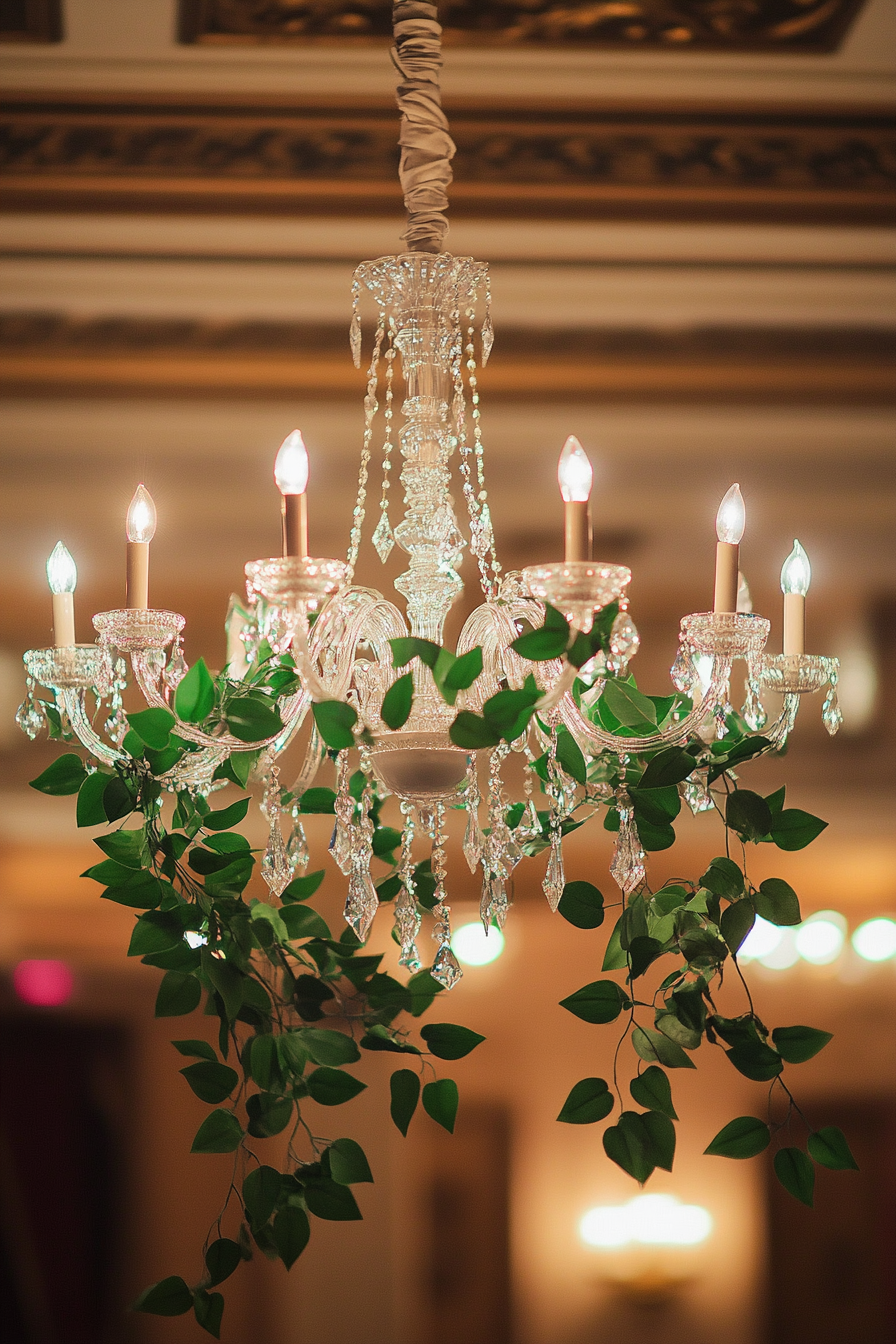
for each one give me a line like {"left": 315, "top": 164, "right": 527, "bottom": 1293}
{"left": 781, "top": 539, "right": 811, "bottom": 597}
{"left": 126, "top": 484, "right": 157, "bottom": 543}
{"left": 46, "top": 541, "right": 77, "bottom": 595}
{"left": 274, "top": 430, "right": 310, "bottom": 496}
{"left": 557, "top": 435, "right": 593, "bottom": 503}
{"left": 715, "top": 483, "right": 745, "bottom": 545}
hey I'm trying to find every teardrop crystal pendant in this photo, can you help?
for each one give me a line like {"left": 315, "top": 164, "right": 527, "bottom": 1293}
{"left": 163, "top": 645, "right": 189, "bottom": 689}
{"left": 481, "top": 310, "right": 494, "bottom": 365}
{"left": 395, "top": 888, "right": 422, "bottom": 971}
{"left": 610, "top": 807, "right": 646, "bottom": 896}
{"left": 822, "top": 686, "right": 843, "bottom": 736}
{"left": 431, "top": 942, "right": 462, "bottom": 991}
{"left": 330, "top": 796, "right": 356, "bottom": 875}
{"left": 543, "top": 834, "right": 565, "bottom": 912}
{"left": 261, "top": 821, "right": 291, "bottom": 898}
{"left": 742, "top": 677, "right": 767, "bottom": 732}
{"left": 463, "top": 807, "right": 482, "bottom": 874}
{"left": 287, "top": 816, "right": 310, "bottom": 873}
{"left": 344, "top": 867, "right": 379, "bottom": 942}
{"left": 610, "top": 610, "right": 640, "bottom": 662}
{"left": 682, "top": 775, "right": 714, "bottom": 815}
{"left": 15, "top": 681, "right": 45, "bottom": 740}
{"left": 372, "top": 508, "right": 395, "bottom": 563}
{"left": 671, "top": 645, "right": 696, "bottom": 694}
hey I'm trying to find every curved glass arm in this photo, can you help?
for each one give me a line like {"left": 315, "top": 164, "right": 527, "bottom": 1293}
{"left": 559, "top": 654, "right": 734, "bottom": 755}
{"left": 61, "top": 689, "right": 123, "bottom": 767}
{"left": 762, "top": 693, "right": 800, "bottom": 748}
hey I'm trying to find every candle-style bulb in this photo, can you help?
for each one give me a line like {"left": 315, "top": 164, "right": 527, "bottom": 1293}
{"left": 716, "top": 483, "right": 745, "bottom": 545}
{"left": 126, "top": 484, "right": 157, "bottom": 543}
{"left": 274, "top": 430, "right": 309, "bottom": 496}
{"left": 781, "top": 539, "right": 811, "bottom": 596}
{"left": 46, "top": 541, "right": 77, "bottom": 595}
{"left": 557, "top": 435, "right": 593, "bottom": 503}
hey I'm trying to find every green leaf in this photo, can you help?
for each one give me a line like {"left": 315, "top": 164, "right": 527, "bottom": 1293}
{"left": 774, "top": 1147, "right": 815, "bottom": 1207}
{"left": 755, "top": 878, "right": 801, "bottom": 926}
{"left": 449, "top": 710, "right": 502, "bottom": 750}
{"left": 560, "top": 979, "right": 628, "bottom": 1025}
{"left": 422, "top": 1078, "right": 459, "bottom": 1133}
{"left": 172, "top": 1038, "right": 216, "bottom": 1061}
{"left": 127, "top": 707, "right": 175, "bottom": 749}
{"left": 632, "top": 1025, "right": 696, "bottom": 1070}
{"left": 191, "top": 1109, "right": 244, "bottom": 1154}
{"left": 770, "top": 809, "right": 828, "bottom": 852}
{"left": 327, "top": 1137, "right": 373, "bottom": 1185}
{"left": 306, "top": 1067, "right": 367, "bottom": 1107}
{"left": 510, "top": 606, "right": 570, "bottom": 661}
{"left": 103, "top": 773, "right": 135, "bottom": 821}
{"left": 557, "top": 1077, "right": 614, "bottom": 1125}
{"left": 771, "top": 1025, "right": 833, "bottom": 1064}
{"left": 603, "top": 1112, "right": 655, "bottom": 1184}
{"left": 203, "top": 797, "right": 250, "bottom": 831}
{"left": 94, "top": 827, "right": 148, "bottom": 870}
{"left": 273, "top": 1206, "right": 310, "bottom": 1268}
{"left": 443, "top": 646, "right": 483, "bottom": 696}
{"left": 601, "top": 915, "right": 627, "bottom": 972}
{"left": 721, "top": 899, "right": 756, "bottom": 956}
{"left": 390, "top": 1069, "right": 421, "bottom": 1136}
{"left": 641, "top": 1110, "right": 676, "bottom": 1171}
{"left": 299, "top": 1028, "right": 361, "bottom": 1067}
{"left": 808, "top": 1126, "right": 858, "bottom": 1171}
{"left": 204, "top": 1238, "right": 242, "bottom": 1287}
{"left": 312, "top": 700, "right": 358, "bottom": 751}
{"left": 701, "top": 856, "right": 744, "bottom": 900}
{"left": 555, "top": 730, "right": 587, "bottom": 785}
{"left": 726, "top": 789, "right": 773, "bottom": 842}
{"left": 297, "top": 788, "right": 337, "bottom": 815}
{"left": 630, "top": 1067, "right": 677, "bottom": 1121}
{"left": 602, "top": 679, "right": 657, "bottom": 730}
{"left": 420, "top": 1023, "right": 485, "bottom": 1060}
{"left": 631, "top": 785, "right": 680, "bottom": 826}
{"left": 628, "top": 936, "right": 664, "bottom": 980}
{"left": 193, "top": 1289, "right": 224, "bottom": 1339}
{"left": 389, "top": 636, "right": 441, "bottom": 669}
{"left": 557, "top": 880, "right": 604, "bottom": 930}
{"left": 280, "top": 904, "right": 330, "bottom": 941}
{"left": 281, "top": 869, "right": 326, "bottom": 902}
{"left": 638, "top": 747, "right": 696, "bottom": 790}
{"left": 246, "top": 1092, "right": 293, "bottom": 1138}
{"left": 181, "top": 1060, "right": 239, "bottom": 1104}
{"left": 243, "top": 1166, "right": 282, "bottom": 1229}
{"left": 302, "top": 1178, "right": 362, "bottom": 1221}
{"left": 248, "top": 1034, "right": 282, "bottom": 1091}
{"left": 726, "top": 1041, "right": 783, "bottom": 1082}
{"left": 76, "top": 770, "right": 112, "bottom": 826}
{"left": 174, "top": 657, "right": 216, "bottom": 722}
{"left": 129, "top": 911, "right": 183, "bottom": 958}
{"left": 407, "top": 968, "right": 443, "bottom": 1017}
{"left": 203, "top": 953, "right": 244, "bottom": 1021}
{"left": 30, "top": 753, "right": 87, "bottom": 796}
{"left": 705, "top": 1115, "right": 770, "bottom": 1159}
{"left": 381, "top": 672, "right": 414, "bottom": 730}
{"left": 133, "top": 1275, "right": 193, "bottom": 1316}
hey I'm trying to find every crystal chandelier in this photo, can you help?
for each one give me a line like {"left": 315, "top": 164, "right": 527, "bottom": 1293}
{"left": 19, "top": 2, "right": 842, "bottom": 997}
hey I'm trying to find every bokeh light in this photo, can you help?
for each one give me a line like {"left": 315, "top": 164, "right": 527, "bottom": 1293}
{"left": 794, "top": 910, "right": 846, "bottom": 965}
{"left": 13, "top": 958, "right": 74, "bottom": 1006}
{"left": 451, "top": 921, "right": 505, "bottom": 966}
{"left": 580, "top": 1194, "right": 713, "bottom": 1249}
{"left": 852, "top": 917, "right": 896, "bottom": 963}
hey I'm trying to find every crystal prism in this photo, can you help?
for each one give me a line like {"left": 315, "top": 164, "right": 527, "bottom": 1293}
{"left": 350, "top": 309, "right": 362, "bottom": 368}
{"left": 822, "top": 688, "right": 843, "bottom": 736}
{"left": 610, "top": 811, "right": 646, "bottom": 895}
{"left": 431, "top": 943, "right": 462, "bottom": 990}
{"left": 543, "top": 836, "right": 565, "bottom": 911}
{"left": 610, "top": 611, "right": 640, "bottom": 661}
{"left": 163, "top": 648, "right": 189, "bottom": 689}
{"left": 287, "top": 818, "right": 309, "bottom": 873}
{"left": 683, "top": 776, "right": 714, "bottom": 815}
{"left": 15, "top": 692, "right": 45, "bottom": 740}
{"left": 261, "top": 821, "right": 291, "bottom": 898}
{"left": 372, "top": 508, "right": 395, "bottom": 562}
{"left": 481, "top": 311, "right": 494, "bottom": 365}
{"left": 671, "top": 645, "right": 696, "bottom": 694}
{"left": 742, "top": 680, "right": 767, "bottom": 732}
{"left": 463, "top": 808, "right": 482, "bottom": 873}
{"left": 330, "top": 797, "right": 356, "bottom": 875}
{"left": 344, "top": 867, "right": 379, "bottom": 942}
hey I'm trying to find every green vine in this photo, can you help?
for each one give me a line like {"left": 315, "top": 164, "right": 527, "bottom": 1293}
{"left": 26, "top": 605, "right": 856, "bottom": 1335}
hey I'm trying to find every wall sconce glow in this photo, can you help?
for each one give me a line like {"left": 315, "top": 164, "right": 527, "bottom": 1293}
{"left": 13, "top": 958, "right": 74, "bottom": 1006}
{"left": 794, "top": 910, "right": 846, "bottom": 965}
{"left": 46, "top": 541, "right": 77, "bottom": 595}
{"left": 451, "top": 920, "right": 505, "bottom": 966}
{"left": 852, "top": 917, "right": 896, "bottom": 963}
{"left": 580, "top": 1194, "right": 713, "bottom": 1250}
{"left": 781, "top": 539, "right": 811, "bottom": 597}
{"left": 715, "top": 483, "right": 745, "bottom": 545}
{"left": 126, "top": 484, "right": 157, "bottom": 544}
{"left": 274, "top": 430, "right": 310, "bottom": 496}
{"left": 557, "top": 435, "right": 593, "bottom": 503}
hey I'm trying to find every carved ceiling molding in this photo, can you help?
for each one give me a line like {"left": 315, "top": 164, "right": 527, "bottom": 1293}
{"left": 1, "top": 94, "right": 894, "bottom": 226}
{"left": 0, "top": 0, "right": 62, "bottom": 43}
{"left": 1, "top": 312, "right": 894, "bottom": 404}
{"left": 178, "top": 0, "right": 868, "bottom": 53}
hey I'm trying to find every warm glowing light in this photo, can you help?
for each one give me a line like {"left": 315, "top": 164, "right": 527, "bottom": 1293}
{"left": 738, "top": 915, "right": 783, "bottom": 961}
{"left": 715, "top": 483, "right": 745, "bottom": 545}
{"left": 852, "top": 917, "right": 896, "bottom": 963}
{"left": 451, "top": 921, "right": 505, "bottom": 966}
{"left": 46, "top": 541, "right": 77, "bottom": 595}
{"left": 794, "top": 910, "right": 845, "bottom": 965}
{"left": 557, "top": 435, "right": 593, "bottom": 503}
{"left": 126, "top": 484, "right": 157, "bottom": 543}
{"left": 274, "top": 430, "right": 310, "bottom": 496}
{"left": 13, "top": 958, "right": 74, "bottom": 1006}
{"left": 580, "top": 1194, "right": 713, "bottom": 1250}
{"left": 781, "top": 539, "right": 811, "bottom": 597}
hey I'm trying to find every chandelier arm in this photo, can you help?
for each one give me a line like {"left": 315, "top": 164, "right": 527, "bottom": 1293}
{"left": 288, "top": 724, "right": 327, "bottom": 797}
{"left": 557, "top": 656, "right": 735, "bottom": 756}
{"left": 61, "top": 689, "right": 124, "bottom": 767}
{"left": 391, "top": 0, "right": 455, "bottom": 254}
{"left": 762, "top": 692, "right": 801, "bottom": 748}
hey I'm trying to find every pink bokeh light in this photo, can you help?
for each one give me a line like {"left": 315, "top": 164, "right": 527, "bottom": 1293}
{"left": 13, "top": 959, "right": 75, "bottom": 1006}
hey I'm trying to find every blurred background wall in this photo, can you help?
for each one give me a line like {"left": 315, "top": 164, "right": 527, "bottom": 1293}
{"left": 1, "top": 3, "right": 894, "bottom": 1342}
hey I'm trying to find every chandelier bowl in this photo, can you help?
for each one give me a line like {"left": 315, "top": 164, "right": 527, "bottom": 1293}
{"left": 522, "top": 561, "right": 631, "bottom": 630}
{"left": 369, "top": 731, "right": 469, "bottom": 800}
{"left": 93, "top": 608, "right": 185, "bottom": 652}
{"left": 244, "top": 556, "right": 348, "bottom": 611}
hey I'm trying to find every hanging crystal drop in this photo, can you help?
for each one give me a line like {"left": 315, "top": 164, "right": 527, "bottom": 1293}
{"left": 610, "top": 610, "right": 640, "bottom": 662}
{"left": 329, "top": 756, "right": 355, "bottom": 875}
{"left": 741, "top": 673, "right": 767, "bottom": 732}
{"left": 431, "top": 936, "right": 462, "bottom": 991}
{"left": 543, "top": 833, "right": 565, "bottom": 912}
{"left": 163, "top": 642, "right": 188, "bottom": 689}
{"left": 671, "top": 644, "right": 696, "bottom": 694}
{"left": 610, "top": 798, "right": 646, "bottom": 896}
{"left": 344, "top": 866, "right": 379, "bottom": 942}
{"left": 488, "top": 876, "right": 511, "bottom": 929}
{"left": 350, "top": 307, "right": 362, "bottom": 369}
{"left": 682, "top": 775, "right": 714, "bottom": 815}
{"left": 394, "top": 803, "right": 421, "bottom": 968}
{"left": 371, "top": 508, "right": 395, "bottom": 563}
{"left": 822, "top": 685, "right": 843, "bottom": 736}
{"left": 287, "top": 812, "right": 309, "bottom": 873}
{"left": 463, "top": 808, "right": 482, "bottom": 874}
{"left": 479, "top": 872, "right": 493, "bottom": 930}
{"left": 261, "top": 820, "right": 291, "bottom": 898}
{"left": 481, "top": 309, "right": 494, "bottom": 366}
{"left": 15, "top": 678, "right": 45, "bottom": 740}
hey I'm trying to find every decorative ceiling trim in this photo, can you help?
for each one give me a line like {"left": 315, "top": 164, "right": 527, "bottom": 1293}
{"left": 0, "top": 0, "right": 62, "bottom": 44}
{"left": 1, "top": 94, "right": 894, "bottom": 226}
{"left": 2, "top": 313, "right": 893, "bottom": 403}
{"left": 178, "top": 0, "right": 869, "bottom": 53}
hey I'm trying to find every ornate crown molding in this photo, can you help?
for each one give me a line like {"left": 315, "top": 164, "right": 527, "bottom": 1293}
{"left": 1, "top": 94, "right": 894, "bottom": 226}
{"left": 178, "top": 0, "right": 868, "bottom": 53}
